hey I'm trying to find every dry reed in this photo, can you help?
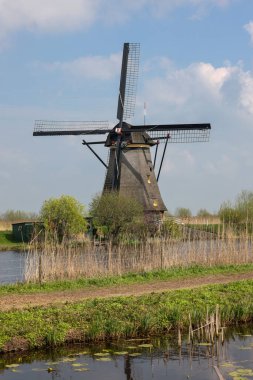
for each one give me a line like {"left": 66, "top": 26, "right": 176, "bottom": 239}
{"left": 24, "top": 227, "right": 253, "bottom": 283}
{"left": 0, "top": 221, "right": 12, "bottom": 231}
{"left": 188, "top": 305, "right": 225, "bottom": 346}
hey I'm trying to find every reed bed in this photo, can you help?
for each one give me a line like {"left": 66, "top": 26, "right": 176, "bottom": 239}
{"left": 0, "top": 221, "right": 12, "bottom": 232}
{"left": 24, "top": 229, "right": 253, "bottom": 283}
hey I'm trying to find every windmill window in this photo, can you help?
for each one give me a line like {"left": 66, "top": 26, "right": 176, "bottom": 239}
{"left": 153, "top": 199, "right": 158, "bottom": 207}
{"left": 147, "top": 175, "right": 151, "bottom": 184}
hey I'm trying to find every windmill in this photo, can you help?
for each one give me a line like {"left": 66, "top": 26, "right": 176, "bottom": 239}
{"left": 33, "top": 42, "right": 211, "bottom": 223}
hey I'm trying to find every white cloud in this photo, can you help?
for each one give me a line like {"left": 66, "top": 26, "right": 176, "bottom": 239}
{"left": 140, "top": 58, "right": 253, "bottom": 119}
{"left": 0, "top": 0, "right": 99, "bottom": 40}
{"left": 0, "top": 0, "right": 235, "bottom": 44}
{"left": 238, "top": 71, "right": 253, "bottom": 114}
{"left": 100, "top": 0, "right": 234, "bottom": 23}
{"left": 195, "top": 63, "right": 234, "bottom": 92}
{"left": 244, "top": 21, "right": 253, "bottom": 43}
{"left": 136, "top": 55, "right": 253, "bottom": 214}
{"left": 37, "top": 53, "right": 121, "bottom": 80}
{"left": 190, "top": 0, "right": 233, "bottom": 18}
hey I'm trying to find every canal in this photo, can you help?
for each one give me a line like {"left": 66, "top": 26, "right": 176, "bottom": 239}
{"left": 1, "top": 326, "right": 253, "bottom": 379}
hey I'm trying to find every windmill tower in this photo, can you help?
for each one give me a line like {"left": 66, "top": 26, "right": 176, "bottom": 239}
{"left": 33, "top": 43, "right": 211, "bottom": 223}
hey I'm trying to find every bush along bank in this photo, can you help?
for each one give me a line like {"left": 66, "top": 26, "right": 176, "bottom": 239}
{"left": 1, "top": 280, "right": 253, "bottom": 353}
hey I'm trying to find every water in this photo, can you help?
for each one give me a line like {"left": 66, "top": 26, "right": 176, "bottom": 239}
{"left": 0, "top": 251, "right": 25, "bottom": 284}
{"left": 1, "top": 326, "right": 253, "bottom": 379}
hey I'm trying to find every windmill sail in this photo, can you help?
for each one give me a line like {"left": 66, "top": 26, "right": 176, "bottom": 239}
{"left": 117, "top": 43, "right": 140, "bottom": 123}
{"left": 130, "top": 123, "right": 211, "bottom": 143}
{"left": 33, "top": 120, "right": 110, "bottom": 136}
{"left": 148, "top": 127, "right": 210, "bottom": 143}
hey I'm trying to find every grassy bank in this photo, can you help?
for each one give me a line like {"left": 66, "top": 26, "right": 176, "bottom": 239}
{"left": 0, "top": 231, "right": 27, "bottom": 251}
{"left": 1, "top": 279, "right": 253, "bottom": 353}
{"left": 1, "top": 263, "right": 253, "bottom": 295}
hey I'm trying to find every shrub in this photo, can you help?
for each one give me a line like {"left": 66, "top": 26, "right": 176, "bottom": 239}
{"left": 40, "top": 195, "right": 87, "bottom": 243}
{"left": 196, "top": 209, "right": 212, "bottom": 218}
{"left": 0, "top": 210, "right": 37, "bottom": 222}
{"left": 175, "top": 207, "right": 192, "bottom": 218}
{"left": 159, "top": 218, "right": 181, "bottom": 239}
{"left": 219, "top": 191, "right": 253, "bottom": 225}
{"left": 89, "top": 192, "right": 144, "bottom": 241}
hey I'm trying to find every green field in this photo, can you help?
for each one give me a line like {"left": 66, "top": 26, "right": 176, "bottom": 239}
{"left": 0, "top": 231, "right": 26, "bottom": 251}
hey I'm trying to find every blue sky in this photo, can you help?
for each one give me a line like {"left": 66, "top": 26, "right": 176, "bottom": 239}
{"left": 0, "top": 0, "right": 253, "bottom": 215}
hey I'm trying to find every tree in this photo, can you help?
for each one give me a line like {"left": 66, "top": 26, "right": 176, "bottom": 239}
{"left": 235, "top": 190, "right": 253, "bottom": 223}
{"left": 218, "top": 201, "right": 240, "bottom": 224}
{"left": 175, "top": 207, "right": 192, "bottom": 218}
{"left": 0, "top": 209, "right": 37, "bottom": 221}
{"left": 196, "top": 208, "right": 212, "bottom": 218}
{"left": 89, "top": 192, "right": 144, "bottom": 240}
{"left": 40, "top": 195, "right": 87, "bottom": 242}
{"left": 219, "top": 191, "right": 253, "bottom": 224}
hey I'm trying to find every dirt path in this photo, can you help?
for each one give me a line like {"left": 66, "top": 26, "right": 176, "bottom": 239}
{"left": 1, "top": 271, "right": 253, "bottom": 311}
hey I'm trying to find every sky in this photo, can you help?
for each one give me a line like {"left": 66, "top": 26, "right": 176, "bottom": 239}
{"left": 0, "top": 0, "right": 253, "bottom": 215}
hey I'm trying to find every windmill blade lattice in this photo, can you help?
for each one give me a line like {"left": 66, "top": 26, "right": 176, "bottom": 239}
{"left": 147, "top": 126, "right": 211, "bottom": 143}
{"left": 33, "top": 120, "right": 110, "bottom": 136}
{"left": 117, "top": 43, "right": 140, "bottom": 122}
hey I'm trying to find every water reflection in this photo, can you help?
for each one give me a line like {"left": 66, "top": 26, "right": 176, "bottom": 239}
{"left": 1, "top": 326, "right": 253, "bottom": 379}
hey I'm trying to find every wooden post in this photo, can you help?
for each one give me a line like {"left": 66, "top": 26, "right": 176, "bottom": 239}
{"left": 38, "top": 252, "right": 42, "bottom": 285}
{"left": 160, "top": 241, "right": 164, "bottom": 269}
{"left": 178, "top": 327, "right": 182, "bottom": 347}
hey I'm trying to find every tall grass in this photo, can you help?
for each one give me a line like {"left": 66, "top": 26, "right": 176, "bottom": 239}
{"left": 0, "top": 221, "right": 12, "bottom": 232}
{"left": 24, "top": 225, "right": 253, "bottom": 283}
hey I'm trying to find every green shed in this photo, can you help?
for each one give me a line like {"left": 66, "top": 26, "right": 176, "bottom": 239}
{"left": 12, "top": 222, "right": 44, "bottom": 243}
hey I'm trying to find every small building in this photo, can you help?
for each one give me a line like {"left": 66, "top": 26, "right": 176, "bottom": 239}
{"left": 12, "top": 222, "right": 44, "bottom": 243}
